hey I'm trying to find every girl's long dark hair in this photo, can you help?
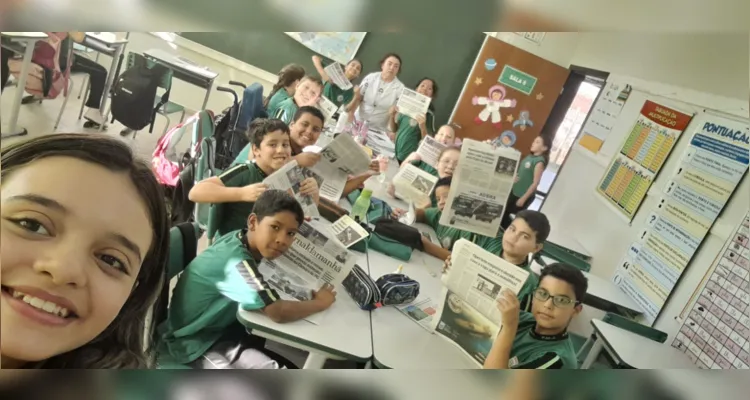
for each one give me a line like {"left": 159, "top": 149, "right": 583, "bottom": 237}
{"left": 1, "top": 133, "right": 170, "bottom": 369}
{"left": 538, "top": 135, "right": 553, "bottom": 165}
{"left": 415, "top": 77, "right": 438, "bottom": 111}
{"left": 263, "top": 63, "right": 306, "bottom": 108}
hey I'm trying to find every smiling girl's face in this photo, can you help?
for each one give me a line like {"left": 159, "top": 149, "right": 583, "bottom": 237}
{"left": 0, "top": 157, "right": 153, "bottom": 366}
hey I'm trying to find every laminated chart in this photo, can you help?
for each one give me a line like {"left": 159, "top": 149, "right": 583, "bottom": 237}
{"left": 598, "top": 100, "right": 693, "bottom": 221}
{"left": 613, "top": 113, "right": 749, "bottom": 324}
{"left": 671, "top": 214, "right": 749, "bottom": 369}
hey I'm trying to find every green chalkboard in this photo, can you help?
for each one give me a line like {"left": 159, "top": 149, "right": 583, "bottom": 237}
{"left": 179, "top": 32, "right": 485, "bottom": 126}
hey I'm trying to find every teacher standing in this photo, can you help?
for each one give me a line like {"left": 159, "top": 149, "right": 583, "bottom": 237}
{"left": 350, "top": 53, "right": 405, "bottom": 131}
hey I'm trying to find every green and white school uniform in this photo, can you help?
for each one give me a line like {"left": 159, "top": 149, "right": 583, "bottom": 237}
{"left": 423, "top": 207, "right": 474, "bottom": 251}
{"left": 273, "top": 97, "right": 299, "bottom": 125}
{"left": 266, "top": 89, "right": 291, "bottom": 117}
{"left": 215, "top": 162, "right": 269, "bottom": 236}
{"left": 472, "top": 234, "right": 539, "bottom": 311}
{"left": 409, "top": 160, "right": 440, "bottom": 207}
{"left": 157, "top": 229, "right": 279, "bottom": 365}
{"left": 512, "top": 154, "right": 546, "bottom": 198}
{"left": 394, "top": 110, "right": 436, "bottom": 163}
{"left": 508, "top": 311, "right": 578, "bottom": 369}
{"left": 323, "top": 81, "right": 354, "bottom": 108}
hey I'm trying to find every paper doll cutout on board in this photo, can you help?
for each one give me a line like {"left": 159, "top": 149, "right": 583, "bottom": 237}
{"left": 472, "top": 85, "right": 517, "bottom": 129}
{"left": 512, "top": 111, "right": 533, "bottom": 131}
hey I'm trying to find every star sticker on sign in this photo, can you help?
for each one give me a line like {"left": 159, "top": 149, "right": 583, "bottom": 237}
{"left": 474, "top": 77, "right": 483, "bottom": 85}
{"left": 506, "top": 114, "right": 514, "bottom": 122}
{"left": 536, "top": 92, "right": 544, "bottom": 100}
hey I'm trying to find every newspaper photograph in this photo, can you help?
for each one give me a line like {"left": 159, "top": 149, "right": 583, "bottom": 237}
{"left": 396, "top": 87, "right": 431, "bottom": 119}
{"left": 304, "top": 133, "right": 373, "bottom": 201}
{"left": 324, "top": 62, "right": 353, "bottom": 90}
{"left": 364, "top": 129, "right": 396, "bottom": 158}
{"left": 329, "top": 215, "right": 370, "bottom": 248}
{"left": 263, "top": 161, "right": 321, "bottom": 218}
{"left": 439, "top": 139, "right": 520, "bottom": 237}
{"left": 416, "top": 135, "right": 447, "bottom": 168}
{"left": 392, "top": 163, "right": 438, "bottom": 204}
{"left": 317, "top": 95, "right": 339, "bottom": 121}
{"left": 395, "top": 297, "right": 439, "bottom": 332}
{"left": 258, "top": 220, "right": 356, "bottom": 325}
{"left": 432, "top": 239, "right": 530, "bottom": 365}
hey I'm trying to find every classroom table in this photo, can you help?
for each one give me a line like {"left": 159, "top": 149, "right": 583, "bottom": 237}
{"left": 581, "top": 318, "right": 696, "bottom": 369}
{"left": 81, "top": 32, "right": 129, "bottom": 117}
{"left": 1, "top": 32, "right": 48, "bottom": 139}
{"left": 144, "top": 48, "right": 219, "bottom": 111}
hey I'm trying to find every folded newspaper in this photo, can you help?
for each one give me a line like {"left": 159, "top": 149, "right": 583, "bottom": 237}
{"left": 328, "top": 215, "right": 370, "bottom": 248}
{"left": 317, "top": 95, "right": 339, "bottom": 122}
{"left": 392, "top": 163, "right": 438, "bottom": 205}
{"left": 396, "top": 87, "right": 431, "bottom": 119}
{"left": 365, "top": 129, "right": 396, "bottom": 158}
{"left": 305, "top": 133, "right": 373, "bottom": 202}
{"left": 416, "top": 135, "right": 447, "bottom": 168}
{"left": 324, "top": 62, "right": 353, "bottom": 90}
{"left": 433, "top": 239, "right": 530, "bottom": 366}
{"left": 257, "top": 219, "right": 356, "bottom": 325}
{"left": 263, "top": 160, "right": 322, "bottom": 218}
{"left": 439, "top": 139, "right": 520, "bottom": 237}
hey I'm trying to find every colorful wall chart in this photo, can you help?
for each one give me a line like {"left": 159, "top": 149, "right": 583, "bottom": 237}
{"left": 612, "top": 113, "right": 749, "bottom": 324}
{"left": 578, "top": 82, "right": 630, "bottom": 154}
{"left": 597, "top": 100, "right": 693, "bottom": 221}
{"left": 671, "top": 214, "right": 749, "bottom": 369}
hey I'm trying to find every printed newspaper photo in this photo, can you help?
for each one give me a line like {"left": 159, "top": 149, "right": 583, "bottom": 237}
{"left": 439, "top": 139, "right": 520, "bottom": 237}
{"left": 396, "top": 87, "right": 431, "bottom": 119}
{"left": 257, "top": 219, "right": 356, "bottom": 324}
{"left": 365, "top": 129, "right": 396, "bottom": 159}
{"left": 329, "top": 215, "right": 370, "bottom": 248}
{"left": 396, "top": 297, "right": 439, "bottom": 332}
{"left": 432, "top": 239, "right": 530, "bottom": 365}
{"left": 392, "top": 163, "right": 438, "bottom": 205}
{"left": 305, "top": 133, "right": 373, "bottom": 201}
{"left": 317, "top": 95, "right": 339, "bottom": 121}
{"left": 263, "top": 161, "right": 321, "bottom": 218}
{"left": 323, "top": 62, "right": 353, "bottom": 90}
{"left": 416, "top": 135, "right": 447, "bottom": 168}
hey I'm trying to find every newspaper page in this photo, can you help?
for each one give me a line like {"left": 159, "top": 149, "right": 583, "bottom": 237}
{"left": 395, "top": 297, "right": 439, "bottom": 332}
{"left": 416, "top": 135, "right": 447, "bottom": 168}
{"left": 396, "top": 87, "right": 431, "bottom": 119}
{"left": 305, "top": 133, "right": 373, "bottom": 202}
{"left": 365, "top": 129, "right": 396, "bottom": 158}
{"left": 439, "top": 139, "right": 520, "bottom": 237}
{"left": 317, "top": 95, "right": 339, "bottom": 121}
{"left": 323, "top": 62, "right": 353, "bottom": 90}
{"left": 257, "top": 219, "right": 356, "bottom": 325}
{"left": 328, "top": 215, "right": 369, "bottom": 248}
{"left": 392, "top": 163, "right": 438, "bottom": 204}
{"left": 263, "top": 161, "right": 321, "bottom": 218}
{"left": 432, "top": 239, "right": 530, "bottom": 365}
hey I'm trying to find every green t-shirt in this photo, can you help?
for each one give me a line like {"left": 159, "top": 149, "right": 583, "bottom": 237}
{"left": 156, "top": 229, "right": 280, "bottom": 364}
{"left": 423, "top": 207, "right": 474, "bottom": 251}
{"left": 508, "top": 311, "right": 578, "bottom": 369}
{"left": 323, "top": 81, "right": 354, "bottom": 108}
{"left": 273, "top": 97, "right": 299, "bottom": 125}
{"left": 411, "top": 160, "right": 439, "bottom": 207}
{"left": 266, "top": 89, "right": 291, "bottom": 117}
{"left": 512, "top": 154, "right": 546, "bottom": 197}
{"left": 394, "top": 110, "right": 436, "bottom": 162}
{"left": 216, "top": 162, "right": 268, "bottom": 236}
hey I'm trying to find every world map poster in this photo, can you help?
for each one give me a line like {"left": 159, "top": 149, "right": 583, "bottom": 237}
{"left": 285, "top": 32, "right": 366, "bottom": 64}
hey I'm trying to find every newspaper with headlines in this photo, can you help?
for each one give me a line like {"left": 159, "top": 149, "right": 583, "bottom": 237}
{"left": 328, "top": 215, "right": 369, "bottom": 248}
{"left": 396, "top": 87, "right": 431, "bottom": 119}
{"left": 392, "top": 163, "right": 438, "bottom": 205}
{"left": 416, "top": 135, "right": 447, "bottom": 168}
{"left": 305, "top": 133, "right": 373, "bottom": 201}
{"left": 364, "top": 129, "right": 396, "bottom": 159}
{"left": 396, "top": 297, "right": 439, "bottom": 332}
{"left": 263, "top": 161, "right": 321, "bottom": 218}
{"left": 324, "top": 62, "right": 353, "bottom": 90}
{"left": 257, "top": 219, "right": 356, "bottom": 325}
{"left": 439, "top": 139, "right": 520, "bottom": 237}
{"left": 433, "top": 239, "right": 530, "bottom": 365}
{"left": 317, "top": 95, "right": 339, "bottom": 121}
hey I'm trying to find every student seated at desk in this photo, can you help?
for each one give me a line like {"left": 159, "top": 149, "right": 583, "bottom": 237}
{"left": 388, "top": 144, "right": 459, "bottom": 208}
{"left": 157, "top": 190, "right": 337, "bottom": 369}
{"left": 189, "top": 118, "right": 320, "bottom": 237}
{"left": 264, "top": 63, "right": 305, "bottom": 117}
{"left": 272, "top": 75, "right": 323, "bottom": 124}
{"left": 483, "top": 263, "right": 587, "bottom": 369}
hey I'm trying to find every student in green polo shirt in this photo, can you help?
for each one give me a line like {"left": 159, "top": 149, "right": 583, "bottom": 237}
{"left": 501, "top": 135, "right": 551, "bottom": 229}
{"left": 388, "top": 145, "right": 459, "bottom": 208}
{"left": 157, "top": 190, "right": 337, "bottom": 368}
{"left": 388, "top": 78, "right": 439, "bottom": 164}
{"left": 312, "top": 55, "right": 362, "bottom": 110}
{"left": 273, "top": 76, "right": 324, "bottom": 124}
{"left": 484, "top": 263, "right": 587, "bottom": 369}
{"left": 264, "top": 63, "right": 306, "bottom": 117}
{"left": 189, "top": 118, "right": 320, "bottom": 237}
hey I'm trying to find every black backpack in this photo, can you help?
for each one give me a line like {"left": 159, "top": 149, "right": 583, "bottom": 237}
{"left": 110, "top": 56, "right": 170, "bottom": 132}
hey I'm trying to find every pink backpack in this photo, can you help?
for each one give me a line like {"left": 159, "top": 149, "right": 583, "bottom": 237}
{"left": 8, "top": 32, "right": 71, "bottom": 99}
{"left": 152, "top": 110, "right": 215, "bottom": 187}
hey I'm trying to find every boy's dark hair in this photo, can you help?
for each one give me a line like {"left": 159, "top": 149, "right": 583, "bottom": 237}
{"left": 540, "top": 263, "right": 588, "bottom": 302}
{"left": 514, "top": 210, "right": 550, "bottom": 243}
{"left": 435, "top": 176, "right": 452, "bottom": 189}
{"left": 379, "top": 52, "right": 402, "bottom": 74}
{"left": 248, "top": 118, "right": 290, "bottom": 147}
{"left": 251, "top": 189, "right": 305, "bottom": 226}
{"left": 293, "top": 106, "right": 325, "bottom": 125}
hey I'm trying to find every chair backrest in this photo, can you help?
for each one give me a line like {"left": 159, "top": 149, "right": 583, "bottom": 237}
{"left": 603, "top": 312, "right": 668, "bottom": 343}
{"left": 204, "top": 203, "right": 224, "bottom": 245}
{"left": 126, "top": 52, "right": 173, "bottom": 92}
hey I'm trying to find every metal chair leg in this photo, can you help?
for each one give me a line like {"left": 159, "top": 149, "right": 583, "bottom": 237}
{"left": 576, "top": 335, "right": 594, "bottom": 360}
{"left": 161, "top": 114, "right": 172, "bottom": 136}
{"left": 179, "top": 109, "right": 186, "bottom": 124}
{"left": 54, "top": 80, "right": 75, "bottom": 129}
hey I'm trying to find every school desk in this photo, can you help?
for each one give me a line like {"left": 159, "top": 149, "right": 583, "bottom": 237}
{"left": 144, "top": 48, "right": 219, "bottom": 112}
{"left": 1, "top": 32, "right": 48, "bottom": 138}
{"left": 236, "top": 250, "right": 373, "bottom": 369}
{"left": 80, "top": 32, "right": 128, "bottom": 117}
{"left": 581, "top": 318, "right": 696, "bottom": 369}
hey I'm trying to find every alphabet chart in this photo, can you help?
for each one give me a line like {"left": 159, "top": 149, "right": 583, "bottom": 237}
{"left": 671, "top": 213, "right": 750, "bottom": 369}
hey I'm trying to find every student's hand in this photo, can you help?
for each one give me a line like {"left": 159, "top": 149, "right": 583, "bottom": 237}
{"left": 312, "top": 55, "right": 322, "bottom": 65}
{"left": 515, "top": 197, "right": 526, "bottom": 207}
{"left": 296, "top": 152, "right": 321, "bottom": 168}
{"left": 514, "top": 175, "right": 519, "bottom": 184}
{"left": 299, "top": 177, "right": 320, "bottom": 203}
{"left": 241, "top": 183, "right": 268, "bottom": 202}
{"left": 404, "top": 153, "right": 421, "bottom": 164}
{"left": 416, "top": 196, "right": 431, "bottom": 210}
{"left": 387, "top": 131, "right": 396, "bottom": 141}
{"left": 442, "top": 255, "right": 452, "bottom": 274}
{"left": 368, "top": 159, "right": 380, "bottom": 173}
{"left": 388, "top": 106, "right": 398, "bottom": 116}
{"left": 391, "top": 207, "right": 407, "bottom": 219}
{"left": 387, "top": 183, "right": 397, "bottom": 198}
{"left": 496, "top": 289, "right": 520, "bottom": 327}
{"left": 313, "top": 283, "right": 337, "bottom": 309}
{"left": 416, "top": 114, "right": 426, "bottom": 129}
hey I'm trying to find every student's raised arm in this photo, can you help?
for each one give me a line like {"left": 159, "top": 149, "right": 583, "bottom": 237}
{"left": 484, "top": 290, "right": 520, "bottom": 369}
{"left": 387, "top": 106, "right": 399, "bottom": 133}
{"left": 311, "top": 55, "right": 330, "bottom": 83}
{"left": 188, "top": 165, "right": 266, "bottom": 204}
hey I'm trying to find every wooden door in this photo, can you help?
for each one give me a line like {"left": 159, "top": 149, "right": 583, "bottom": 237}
{"left": 450, "top": 36, "right": 570, "bottom": 157}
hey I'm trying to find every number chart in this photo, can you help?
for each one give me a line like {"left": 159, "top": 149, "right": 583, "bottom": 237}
{"left": 672, "top": 213, "right": 750, "bottom": 369}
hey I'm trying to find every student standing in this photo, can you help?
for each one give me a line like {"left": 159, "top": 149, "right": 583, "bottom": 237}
{"left": 311, "top": 55, "right": 362, "bottom": 110}
{"left": 264, "top": 64, "right": 305, "bottom": 117}
{"left": 502, "top": 135, "right": 551, "bottom": 229}
{"left": 272, "top": 76, "right": 323, "bottom": 125}
{"left": 389, "top": 78, "right": 439, "bottom": 163}
{"left": 350, "top": 53, "right": 405, "bottom": 131}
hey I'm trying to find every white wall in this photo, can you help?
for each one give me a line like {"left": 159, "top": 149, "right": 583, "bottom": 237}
{"left": 492, "top": 32, "right": 580, "bottom": 67}
{"left": 541, "top": 33, "right": 749, "bottom": 340}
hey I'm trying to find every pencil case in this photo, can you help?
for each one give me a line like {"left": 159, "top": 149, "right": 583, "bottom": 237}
{"left": 375, "top": 274, "right": 420, "bottom": 307}
{"left": 342, "top": 264, "right": 381, "bottom": 311}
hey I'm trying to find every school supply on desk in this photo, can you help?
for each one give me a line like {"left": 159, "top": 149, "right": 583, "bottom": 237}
{"left": 342, "top": 265, "right": 420, "bottom": 311}
{"left": 350, "top": 189, "right": 372, "bottom": 222}
{"left": 373, "top": 218, "right": 424, "bottom": 251}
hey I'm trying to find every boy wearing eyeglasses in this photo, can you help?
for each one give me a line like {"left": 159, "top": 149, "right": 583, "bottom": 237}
{"left": 483, "top": 263, "right": 588, "bottom": 369}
